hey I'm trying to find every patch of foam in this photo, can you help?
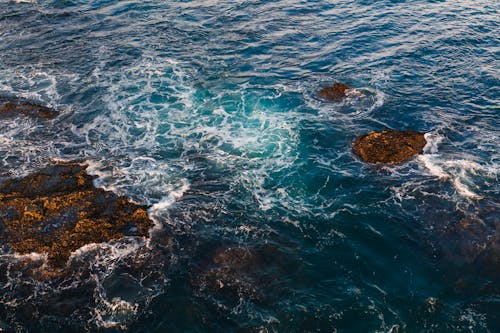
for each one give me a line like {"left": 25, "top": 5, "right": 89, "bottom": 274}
{"left": 149, "top": 179, "right": 190, "bottom": 213}
{"left": 344, "top": 87, "right": 385, "bottom": 114}
{"left": 94, "top": 297, "right": 139, "bottom": 330}
{"left": 0, "top": 68, "right": 78, "bottom": 107}
{"left": 11, "top": 252, "right": 47, "bottom": 262}
{"left": 0, "top": 67, "right": 81, "bottom": 177}
{"left": 69, "top": 238, "right": 146, "bottom": 267}
{"left": 423, "top": 132, "right": 443, "bottom": 154}
{"left": 417, "top": 132, "right": 498, "bottom": 200}
{"left": 67, "top": 55, "right": 195, "bottom": 203}
{"left": 69, "top": 238, "right": 167, "bottom": 329}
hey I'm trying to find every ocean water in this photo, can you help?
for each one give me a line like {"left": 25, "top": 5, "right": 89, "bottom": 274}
{"left": 0, "top": 0, "right": 499, "bottom": 332}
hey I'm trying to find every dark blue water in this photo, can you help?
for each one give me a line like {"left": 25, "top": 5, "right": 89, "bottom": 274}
{"left": 0, "top": 0, "right": 499, "bottom": 332}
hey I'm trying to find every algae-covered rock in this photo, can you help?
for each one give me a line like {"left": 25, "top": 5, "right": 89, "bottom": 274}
{"left": 318, "top": 82, "right": 350, "bottom": 101}
{"left": 0, "top": 162, "right": 153, "bottom": 267}
{"left": 0, "top": 97, "right": 57, "bottom": 119}
{"left": 353, "top": 129, "right": 427, "bottom": 164}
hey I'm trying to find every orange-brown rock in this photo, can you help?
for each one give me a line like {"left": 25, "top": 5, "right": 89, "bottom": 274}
{"left": 318, "top": 82, "right": 350, "bottom": 101}
{"left": 0, "top": 97, "right": 57, "bottom": 119}
{"left": 353, "top": 129, "right": 427, "bottom": 163}
{"left": 0, "top": 162, "right": 153, "bottom": 267}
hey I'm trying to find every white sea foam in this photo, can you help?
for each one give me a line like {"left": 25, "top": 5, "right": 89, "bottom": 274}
{"left": 149, "top": 179, "right": 190, "bottom": 229}
{"left": 14, "top": 252, "right": 46, "bottom": 261}
{"left": 93, "top": 297, "right": 139, "bottom": 329}
{"left": 422, "top": 132, "right": 443, "bottom": 154}
{"left": 69, "top": 238, "right": 167, "bottom": 329}
{"left": 416, "top": 132, "right": 498, "bottom": 200}
{"left": 0, "top": 67, "right": 80, "bottom": 178}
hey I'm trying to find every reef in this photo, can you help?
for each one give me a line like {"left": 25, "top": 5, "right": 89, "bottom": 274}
{"left": 0, "top": 162, "right": 153, "bottom": 267}
{"left": 353, "top": 129, "right": 427, "bottom": 163}
{"left": 318, "top": 82, "right": 351, "bottom": 101}
{"left": 0, "top": 97, "right": 58, "bottom": 119}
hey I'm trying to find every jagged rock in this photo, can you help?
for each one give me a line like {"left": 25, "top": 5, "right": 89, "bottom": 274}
{"left": 0, "top": 162, "right": 153, "bottom": 267}
{"left": 318, "top": 82, "right": 350, "bottom": 101}
{"left": 0, "top": 97, "right": 57, "bottom": 119}
{"left": 353, "top": 129, "right": 427, "bottom": 163}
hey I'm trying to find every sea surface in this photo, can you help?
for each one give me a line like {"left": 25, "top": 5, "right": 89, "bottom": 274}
{"left": 0, "top": 0, "right": 499, "bottom": 332}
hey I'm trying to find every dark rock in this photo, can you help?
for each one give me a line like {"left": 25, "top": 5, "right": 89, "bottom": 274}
{"left": 0, "top": 97, "right": 57, "bottom": 119}
{"left": 443, "top": 216, "right": 500, "bottom": 278}
{"left": 0, "top": 162, "right": 153, "bottom": 267}
{"left": 193, "top": 244, "right": 288, "bottom": 303}
{"left": 353, "top": 129, "right": 427, "bottom": 163}
{"left": 195, "top": 247, "right": 262, "bottom": 301}
{"left": 318, "top": 82, "right": 350, "bottom": 101}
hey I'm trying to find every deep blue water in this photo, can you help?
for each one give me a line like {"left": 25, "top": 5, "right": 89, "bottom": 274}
{"left": 0, "top": 0, "right": 499, "bottom": 332}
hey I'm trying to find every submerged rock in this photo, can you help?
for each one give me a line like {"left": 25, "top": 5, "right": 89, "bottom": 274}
{"left": 193, "top": 245, "right": 289, "bottom": 303}
{"left": 195, "top": 247, "right": 263, "bottom": 301}
{"left": 318, "top": 82, "right": 350, "bottom": 101}
{"left": 0, "top": 97, "right": 58, "bottom": 119}
{"left": 353, "top": 129, "right": 427, "bottom": 163}
{"left": 0, "top": 162, "right": 153, "bottom": 267}
{"left": 440, "top": 214, "right": 500, "bottom": 278}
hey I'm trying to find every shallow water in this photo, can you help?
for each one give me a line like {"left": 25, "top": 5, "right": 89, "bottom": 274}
{"left": 0, "top": 0, "right": 499, "bottom": 332}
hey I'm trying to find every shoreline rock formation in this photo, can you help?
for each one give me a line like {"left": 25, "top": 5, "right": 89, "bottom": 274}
{"left": 0, "top": 97, "right": 58, "bottom": 119}
{"left": 353, "top": 129, "right": 427, "bottom": 163}
{"left": 0, "top": 162, "right": 153, "bottom": 267}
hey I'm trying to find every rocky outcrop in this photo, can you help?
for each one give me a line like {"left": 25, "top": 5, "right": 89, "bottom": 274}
{"left": 0, "top": 97, "right": 57, "bottom": 119}
{"left": 0, "top": 162, "right": 153, "bottom": 267}
{"left": 353, "top": 129, "right": 427, "bottom": 163}
{"left": 318, "top": 82, "right": 350, "bottom": 101}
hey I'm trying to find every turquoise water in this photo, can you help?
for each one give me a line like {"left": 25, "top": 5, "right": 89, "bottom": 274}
{"left": 0, "top": 0, "right": 499, "bottom": 332}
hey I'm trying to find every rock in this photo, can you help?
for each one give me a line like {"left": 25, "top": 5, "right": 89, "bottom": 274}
{"left": 193, "top": 244, "right": 288, "bottom": 303}
{"left": 0, "top": 97, "right": 57, "bottom": 119}
{"left": 195, "top": 247, "right": 262, "bottom": 301}
{"left": 442, "top": 216, "right": 500, "bottom": 278}
{"left": 353, "top": 129, "right": 427, "bottom": 163}
{"left": 0, "top": 162, "right": 153, "bottom": 267}
{"left": 318, "top": 82, "right": 351, "bottom": 101}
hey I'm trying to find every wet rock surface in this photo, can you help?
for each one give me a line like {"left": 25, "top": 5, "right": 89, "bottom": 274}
{"left": 318, "top": 82, "right": 351, "bottom": 101}
{"left": 353, "top": 129, "right": 427, "bottom": 163}
{"left": 0, "top": 162, "right": 153, "bottom": 267}
{"left": 0, "top": 97, "right": 58, "bottom": 119}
